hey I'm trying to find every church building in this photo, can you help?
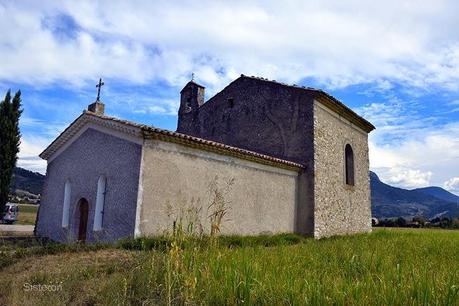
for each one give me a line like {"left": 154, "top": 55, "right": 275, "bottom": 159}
{"left": 36, "top": 75, "right": 375, "bottom": 243}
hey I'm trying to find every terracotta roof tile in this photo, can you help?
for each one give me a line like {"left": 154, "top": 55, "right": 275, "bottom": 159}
{"left": 41, "top": 111, "right": 304, "bottom": 170}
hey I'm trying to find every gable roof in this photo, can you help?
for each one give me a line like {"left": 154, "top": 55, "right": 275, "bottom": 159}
{"left": 40, "top": 111, "right": 304, "bottom": 171}
{"left": 211, "top": 75, "right": 375, "bottom": 133}
{"left": 180, "top": 80, "right": 205, "bottom": 93}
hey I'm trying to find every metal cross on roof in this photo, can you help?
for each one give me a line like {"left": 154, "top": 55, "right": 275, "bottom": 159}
{"left": 191, "top": 73, "right": 195, "bottom": 81}
{"left": 96, "top": 78, "right": 105, "bottom": 101}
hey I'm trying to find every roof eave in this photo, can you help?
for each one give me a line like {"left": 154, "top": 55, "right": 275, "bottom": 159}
{"left": 314, "top": 93, "right": 376, "bottom": 133}
{"left": 142, "top": 129, "right": 304, "bottom": 171}
{"left": 40, "top": 111, "right": 304, "bottom": 171}
{"left": 239, "top": 75, "right": 375, "bottom": 133}
{"left": 39, "top": 112, "right": 87, "bottom": 160}
{"left": 39, "top": 111, "right": 144, "bottom": 161}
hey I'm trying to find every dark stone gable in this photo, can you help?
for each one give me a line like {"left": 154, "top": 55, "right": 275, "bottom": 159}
{"left": 177, "top": 76, "right": 315, "bottom": 167}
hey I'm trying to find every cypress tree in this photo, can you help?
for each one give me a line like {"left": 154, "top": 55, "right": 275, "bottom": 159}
{"left": 0, "top": 90, "right": 22, "bottom": 216}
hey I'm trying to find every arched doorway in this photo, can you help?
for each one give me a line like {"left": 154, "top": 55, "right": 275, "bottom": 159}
{"left": 77, "top": 198, "right": 89, "bottom": 242}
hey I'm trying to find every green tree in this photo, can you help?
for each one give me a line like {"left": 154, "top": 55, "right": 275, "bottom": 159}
{"left": 412, "top": 215, "right": 426, "bottom": 226}
{"left": 0, "top": 90, "right": 22, "bottom": 215}
{"left": 395, "top": 217, "right": 407, "bottom": 227}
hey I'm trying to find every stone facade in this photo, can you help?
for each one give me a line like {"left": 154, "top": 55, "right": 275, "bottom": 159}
{"left": 137, "top": 139, "right": 301, "bottom": 236}
{"left": 177, "top": 77, "right": 315, "bottom": 166}
{"left": 313, "top": 102, "right": 372, "bottom": 238}
{"left": 36, "top": 128, "right": 142, "bottom": 243}
{"left": 177, "top": 76, "right": 316, "bottom": 234}
{"left": 177, "top": 75, "right": 374, "bottom": 238}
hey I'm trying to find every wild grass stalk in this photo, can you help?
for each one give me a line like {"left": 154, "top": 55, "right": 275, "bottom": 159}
{"left": 1, "top": 229, "right": 458, "bottom": 305}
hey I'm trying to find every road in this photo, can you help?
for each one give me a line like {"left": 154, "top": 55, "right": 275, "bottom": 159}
{"left": 0, "top": 224, "right": 34, "bottom": 236}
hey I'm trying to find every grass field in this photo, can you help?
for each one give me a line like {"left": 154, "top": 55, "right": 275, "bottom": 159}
{"left": 16, "top": 204, "right": 38, "bottom": 225}
{"left": 0, "top": 228, "right": 458, "bottom": 305}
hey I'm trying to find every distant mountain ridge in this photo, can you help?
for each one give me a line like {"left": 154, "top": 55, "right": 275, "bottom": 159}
{"left": 10, "top": 167, "right": 45, "bottom": 195}
{"left": 370, "top": 171, "right": 458, "bottom": 219}
{"left": 412, "top": 186, "right": 459, "bottom": 203}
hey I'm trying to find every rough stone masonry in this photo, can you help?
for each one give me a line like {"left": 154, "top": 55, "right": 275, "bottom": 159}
{"left": 177, "top": 75, "right": 375, "bottom": 238}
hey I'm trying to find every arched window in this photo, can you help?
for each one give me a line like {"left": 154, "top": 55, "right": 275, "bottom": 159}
{"left": 62, "top": 180, "right": 71, "bottom": 228}
{"left": 93, "top": 176, "right": 106, "bottom": 231}
{"left": 345, "top": 144, "right": 355, "bottom": 186}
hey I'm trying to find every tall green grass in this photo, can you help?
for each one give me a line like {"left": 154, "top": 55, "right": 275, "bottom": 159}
{"left": 119, "top": 229, "right": 459, "bottom": 305}
{"left": 1, "top": 229, "right": 458, "bottom": 305}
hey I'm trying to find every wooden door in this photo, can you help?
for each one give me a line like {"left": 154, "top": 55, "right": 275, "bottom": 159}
{"left": 78, "top": 198, "right": 89, "bottom": 242}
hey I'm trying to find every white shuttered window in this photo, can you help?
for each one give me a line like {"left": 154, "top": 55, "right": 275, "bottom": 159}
{"left": 62, "top": 180, "right": 71, "bottom": 228}
{"left": 93, "top": 176, "right": 106, "bottom": 231}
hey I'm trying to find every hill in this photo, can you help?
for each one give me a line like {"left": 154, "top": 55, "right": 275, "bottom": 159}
{"left": 412, "top": 186, "right": 459, "bottom": 203}
{"left": 370, "top": 171, "right": 459, "bottom": 219}
{"left": 10, "top": 167, "right": 45, "bottom": 195}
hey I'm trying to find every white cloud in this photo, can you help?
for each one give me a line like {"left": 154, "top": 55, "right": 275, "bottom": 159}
{"left": 17, "top": 136, "right": 50, "bottom": 174}
{"left": 385, "top": 168, "right": 433, "bottom": 189}
{"left": 133, "top": 106, "right": 165, "bottom": 115}
{"left": 104, "top": 89, "right": 180, "bottom": 116}
{"left": 363, "top": 97, "right": 459, "bottom": 191}
{"left": 444, "top": 177, "right": 459, "bottom": 194}
{"left": 1, "top": 1, "right": 459, "bottom": 91}
{"left": 2, "top": 0, "right": 459, "bottom": 184}
{"left": 21, "top": 116, "right": 68, "bottom": 137}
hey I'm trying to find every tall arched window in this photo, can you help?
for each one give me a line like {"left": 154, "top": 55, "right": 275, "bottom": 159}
{"left": 62, "top": 180, "right": 71, "bottom": 228}
{"left": 93, "top": 176, "right": 106, "bottom": 231}
{"left": 345, "top": 144, "right": 355, "bottom": 186}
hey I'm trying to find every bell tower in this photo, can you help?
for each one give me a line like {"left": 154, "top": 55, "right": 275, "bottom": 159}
{"left": 177, "top": 77, "right": 205, "bottom": 133}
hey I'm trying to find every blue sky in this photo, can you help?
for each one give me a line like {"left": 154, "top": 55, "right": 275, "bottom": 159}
{"left": 1, "top": 1, "right": 459, "bottom": 195}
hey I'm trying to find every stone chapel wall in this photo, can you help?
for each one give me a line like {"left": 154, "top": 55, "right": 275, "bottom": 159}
{"left": 178, "top": 77, "right": 315, "bottom": 166}
{"left": 313, "top": 101, "right": 372, "bottom": 238}
{"left": 36, "top": 128, "right": 142, "bottom": 243}
{"left": 137, "top": 139, "right": 303, "bottom": 236}
{"left": 176, "top": 77, "right": 316, "bottom": 235}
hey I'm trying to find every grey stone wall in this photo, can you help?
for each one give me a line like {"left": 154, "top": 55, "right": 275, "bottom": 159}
{"left": 178, "top": 77, "right": 315, "bottom": 166}
{"left": 313, "top": 102, "right": 372, "bottom": 238}
{"left": 177, "top": 76, "right": 316, "bottom": 234}
{"left": 36, "top": 128, "right": 142, "bottom": 243}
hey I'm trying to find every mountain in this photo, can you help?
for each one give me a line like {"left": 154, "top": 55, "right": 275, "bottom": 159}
{"left": 412, "top": 186, "right": 459, "bottom": 203}
{"left": 10, "top": 167, "right": 45, "bottom": 195}
{"left": 371, "top": 171, "right": 459, "bottom": 219}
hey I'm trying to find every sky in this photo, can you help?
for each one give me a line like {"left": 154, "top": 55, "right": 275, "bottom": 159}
{"left": 1, "top": 1, "right": 459, "bottom": 195}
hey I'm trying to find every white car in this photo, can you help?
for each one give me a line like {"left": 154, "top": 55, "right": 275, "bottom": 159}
{"left": 2, "top": 203, "right": 19, "bottom": 224}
